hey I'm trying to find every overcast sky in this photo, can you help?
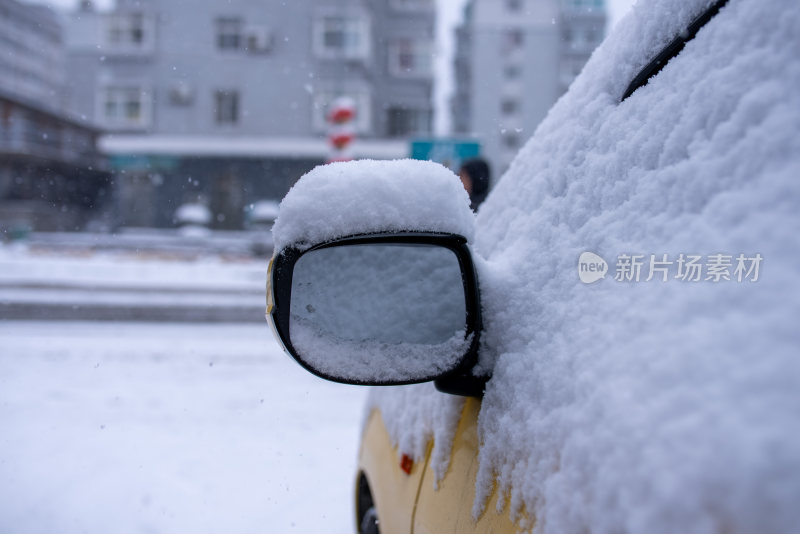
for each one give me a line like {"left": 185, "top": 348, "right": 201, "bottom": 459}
{"left": 24, "top": 0, "right": 637, "bottom": 134}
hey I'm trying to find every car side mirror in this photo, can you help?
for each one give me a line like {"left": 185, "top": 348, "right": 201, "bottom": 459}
{"left": 268, "top": 232, "right": 481, "bottom": 386}
{"left": 265, "top": 159, "right": 485, "bottom": 396}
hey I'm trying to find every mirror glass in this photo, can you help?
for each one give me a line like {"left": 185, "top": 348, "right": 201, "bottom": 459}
{"left": 289, "top": 243, "right": 470, "bottom": 383}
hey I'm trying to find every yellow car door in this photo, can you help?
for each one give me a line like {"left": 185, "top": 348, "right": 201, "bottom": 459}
{"left": 358, "top": 397, "right": 527, "bottom": 534}
{"left": 358, "top": 408, "right": 428, "bottom": 534}
{"left": 412, "top": 397, "right": 526, "bottom": 534}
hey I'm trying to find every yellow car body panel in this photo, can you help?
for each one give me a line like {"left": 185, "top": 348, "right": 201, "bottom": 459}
{"left": 357, "top": 409, "right": 429, "bottom": 534}
{"left": 358, "top": 397, "right": 529, "bottom": 534}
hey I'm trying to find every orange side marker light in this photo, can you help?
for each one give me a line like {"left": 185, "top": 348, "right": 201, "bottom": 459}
{"left": 400, "top": 454, "right": 413, "bottom": 475}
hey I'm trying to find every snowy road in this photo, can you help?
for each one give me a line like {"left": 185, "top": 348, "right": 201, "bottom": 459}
{"left": 0, "top": 246, "right": 267, "bottom": 322}
{"left": 0, "top": 321, "right": 368, "bottom": 534}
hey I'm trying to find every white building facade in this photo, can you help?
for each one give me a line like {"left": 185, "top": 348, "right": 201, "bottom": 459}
{"left": 452, "top": 0, "right": 606, "bottom": 177}
{"left": 64, "top": 0, "right": 436, "bottom": 228}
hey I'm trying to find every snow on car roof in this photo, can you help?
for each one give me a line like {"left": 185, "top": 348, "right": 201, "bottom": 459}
{"left": 374, "top": 0, "right": 800, "bottom": 532}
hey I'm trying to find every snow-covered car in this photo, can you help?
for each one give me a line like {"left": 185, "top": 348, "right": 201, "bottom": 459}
{"left": 266, "top": 0, "right": 800, "bottom": 532}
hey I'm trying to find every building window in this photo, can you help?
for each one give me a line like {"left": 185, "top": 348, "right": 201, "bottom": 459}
{"left": 105, "top": 13, "right": 153, "bottom": 51}
{"left": 312, "top": 89, "right": 371, "bottom": 134}
{"left": 503, "top": 29, "right": 524, "bottom": 52}
{"left": 390, "top": 0, "right": 433, "bottom": 10}
{"left": 215, "top": 90, "right": 239, "bottom": 124}
{"left": 566, "top": 0, "right": 604, "bottom": 8}
{"left": 386, "top": 106, "right": 431, "bottom": 137}
{"left": 501, "top": 98, "right": 519, "bottom": 115}
{"left": 216, "top": 17, "right": 243, "bottom": 50}
{"left": 586, "top": 26, "right": 600, "bottom": 44}
{"left": 101, "top": 86, "right": 150, "bottom": 129}
{"left": 388, "top": 39, "right": 433, "bottom": 77}
{"left": 563, "top": 24, "right": 603, "bottom": 49}
{"left": 502, "top": 131, "right": 521, "bottom": 149}
{"left": 313, "top": 14, "right": 370, "bottom": 60}
{"left": 562, "top": 26, "right": 574, "bottom": 44}
{"left": 504, "top": 64, "right": 522, "bottom": 79}
{"left": 245, "top": 26, "right": 274, "bottom": 53}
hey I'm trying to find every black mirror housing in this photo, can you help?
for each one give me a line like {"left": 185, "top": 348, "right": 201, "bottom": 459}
{"left": 267, "top": 232, "right": 482, "bottom": 390}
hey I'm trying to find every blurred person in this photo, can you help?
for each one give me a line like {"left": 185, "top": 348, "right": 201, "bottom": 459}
{"left": 459, "top": 158, "right": 491, "bottom": 210}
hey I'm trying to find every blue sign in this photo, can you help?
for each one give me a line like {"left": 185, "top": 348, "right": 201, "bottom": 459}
{"left": 109, "top": 154, "right": 179, "bottom": 171}
{"left": 410, "top": 138, "right": 481, "bottom": 171}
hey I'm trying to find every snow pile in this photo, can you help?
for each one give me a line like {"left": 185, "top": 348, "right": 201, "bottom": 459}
{"left": 468, "top": 0, "right": 800, "bottom": 532}
{"left": 174, "top": 203, "right": 211, "bottom": 226}
{"left": 271, "top": 159, "right": 474, "bottom": 251}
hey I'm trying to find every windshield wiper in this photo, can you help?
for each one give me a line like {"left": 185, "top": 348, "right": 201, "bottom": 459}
{"left": 622, "top": 0, "right": 730, "bottom": 102}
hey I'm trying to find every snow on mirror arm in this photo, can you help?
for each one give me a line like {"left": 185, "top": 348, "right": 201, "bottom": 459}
{"left": 268, "top": 233, "right": 482, "bottom": 388}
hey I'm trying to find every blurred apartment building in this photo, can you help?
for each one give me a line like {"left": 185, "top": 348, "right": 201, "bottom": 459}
{"left": 0, "top": 0, "right": 108, "bottom": 232}
{"left": 452, "top": 0, "right": 606, "bottom": 176}
{"left": 65, "top": 0, "right": 436, "bottom": 229}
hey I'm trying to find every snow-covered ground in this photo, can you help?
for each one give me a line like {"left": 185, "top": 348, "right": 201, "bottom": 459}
{"left": 0, "top": 244, "right": 265, "bottom": 292}
{"left": 0, "top": 246, "right": 368, "bottom": 533}
{"left": 0, "top": 245, "right": 266, "bottom": 321}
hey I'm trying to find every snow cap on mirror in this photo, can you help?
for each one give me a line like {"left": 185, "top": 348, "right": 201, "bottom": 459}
{"left": 272, "top": 159, "right": 475, "bottom": 251}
